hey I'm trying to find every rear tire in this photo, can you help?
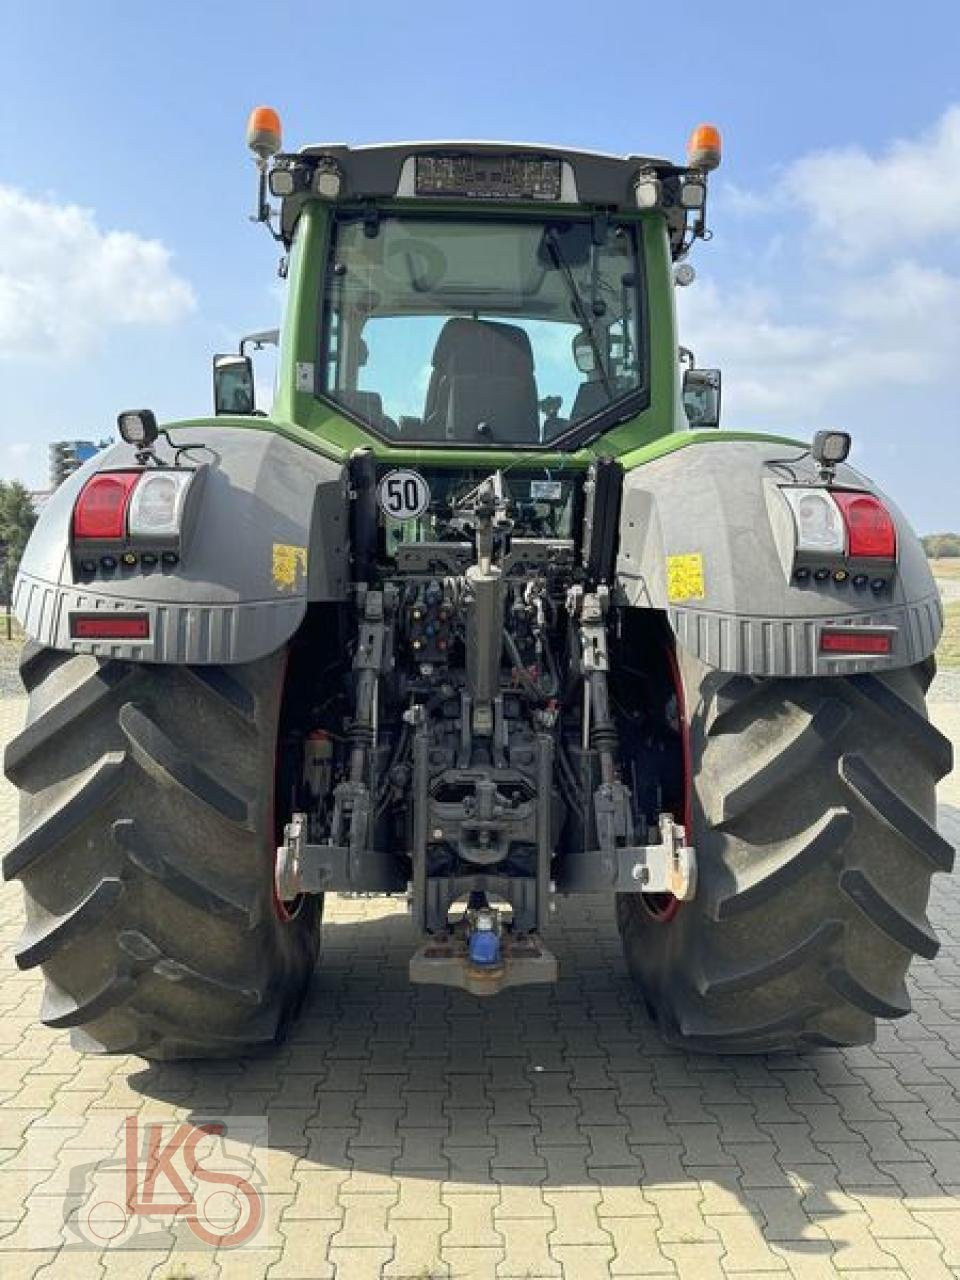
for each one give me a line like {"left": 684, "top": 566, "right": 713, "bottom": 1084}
{"left": 3, "top": 643, "right": 320, "bottom": 1060}
{"left": 617, "top": 650, "right": 954, "bottom": 1053}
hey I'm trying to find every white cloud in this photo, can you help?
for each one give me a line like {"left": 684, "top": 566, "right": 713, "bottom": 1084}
{"left": 679, "top": 106, "right": 960, "bottom": 429}
{"left": 679, "top": 261, "right": 960, "bottom": 421}
{"left": 781, "top": 106, "right": 960, "bottom": 260}
{"left": 0, "top": 185, "right": 195, "bottom": 358}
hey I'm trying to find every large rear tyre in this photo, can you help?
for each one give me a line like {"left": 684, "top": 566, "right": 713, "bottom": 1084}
{"left": 618, "top": 650, "right": 954, "bottom": 1053}
{"left": 2, "top": 643, "right": 320, "bottom": 1060}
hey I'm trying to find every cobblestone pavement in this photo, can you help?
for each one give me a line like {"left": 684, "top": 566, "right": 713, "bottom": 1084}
{"left": 0, "top": 693, "right": 958, "bottom": 1279}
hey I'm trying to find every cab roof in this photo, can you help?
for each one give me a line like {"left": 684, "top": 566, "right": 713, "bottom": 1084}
{"left": 273, "top": 140, "right": 685, "bottom": 247}
{"left": 294, "top": 140, "right": 675, "bottom": 204}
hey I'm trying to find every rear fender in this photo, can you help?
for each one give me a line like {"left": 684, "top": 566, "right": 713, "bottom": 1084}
{"left": 616, "top": 439, "right": 942, "bottom": 677}
{"left": 14, "top": 426, "right": 349, "bottom": 664}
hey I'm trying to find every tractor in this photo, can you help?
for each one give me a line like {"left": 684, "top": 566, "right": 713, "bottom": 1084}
{"left": 3, "top": 109, "right": 953, "bottom": 1058}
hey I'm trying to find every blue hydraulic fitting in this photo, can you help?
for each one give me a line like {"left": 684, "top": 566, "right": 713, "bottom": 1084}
{"left": 469, "top": 922, "right": 501, "bottom": 967}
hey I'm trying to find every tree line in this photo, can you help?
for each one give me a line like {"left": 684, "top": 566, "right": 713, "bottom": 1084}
{"left": 923, "top": 533, "right": 960, "bottom": 558}
{"left": 0, "top": 482, "right": 37, "bottom": 602}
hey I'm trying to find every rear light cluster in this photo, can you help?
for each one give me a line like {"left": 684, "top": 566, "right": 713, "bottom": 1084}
{"left": 782, "top": 487, "right": 897, "bottom": 592}
{"left": 72, "top": 469, "right": 196, "bottom": 574}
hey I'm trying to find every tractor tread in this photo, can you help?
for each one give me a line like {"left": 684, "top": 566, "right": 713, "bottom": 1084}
{"left": 715, "top": 697, "right": 850, "bottom": 826}
{"left": 839, "top": 867, "right": 939, "bottom": 959}
{"left": 15, "top": 877, "right": 125, "bottom": 971}
{"left": 847, "top": 673, "right": 953, "bottom": 779}
{"left": 678, "top": 1007, "right": 816, "bottom": 1045}
{"left": 828, "top": 967, "right": 912, "bottom": 1021}
{"left": 840, "top": 752, "right": 954, "bottom": 872}
{"left": 41, "top": 972, "right": 136, "bottom": 1029}
{"left": 705, "top": 675, "right": 765, "bottom": 736}
{"left": 2, "top": 752, "right": 127, "bottom": 881}
{"left": 619, "top": 656, "right": 950, "bottom": 1054}
{"left": 183, "top": 666, "right": 257, "bottom": 723}
{"left": 119, "top": 702, "right": 248, "bottom": 824}
{"left": 17, "top": 640, "right": 73, "bottom": 693}
{"left": 698, "top": 920, "right": 843, "bottom": 996}
{"left": 6, "top": 647, "right": 320, "bottom": 1059}
{"left": 111, "top": 818, "right": 256, "bottom": 926}
{"left": 117, "top": 929, "right": 263, "bottom": 1004}
{"left": 4, "top": 662, "right": 131, "bottom": 782}
{"left": 712, "top": 808, "right": 853, "bottom": 919}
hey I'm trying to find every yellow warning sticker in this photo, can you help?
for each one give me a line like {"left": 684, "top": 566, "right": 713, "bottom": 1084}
{"left": 667, "top": 553, "right": 706, "bottom": 602}
{"left": 272, "top": 543, "right": 308, "bottom": 593}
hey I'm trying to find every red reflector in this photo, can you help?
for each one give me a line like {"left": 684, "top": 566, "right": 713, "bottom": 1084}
{"left": 70, "top": 614, "right": 150, "bottom": 640}
{"left": 73, "top": 472, "right": 141, "bottom": 540}
{"left": 820, "top": 629, "right": 892, "bottom": 655}
{"left": 832, "top": 491, "right": 897, "bottom": 558}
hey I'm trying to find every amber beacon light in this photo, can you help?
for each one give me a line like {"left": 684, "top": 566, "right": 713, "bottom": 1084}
{"left": 687, "top": 123, "right": 722, "bottom": 170}
{"left": 247, "top": 106, "right": 282, "bottom": 162}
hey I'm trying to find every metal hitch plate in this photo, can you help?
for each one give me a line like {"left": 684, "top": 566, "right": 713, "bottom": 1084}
{"left": 409, "top": 934, "right": 558, "bottom": 997}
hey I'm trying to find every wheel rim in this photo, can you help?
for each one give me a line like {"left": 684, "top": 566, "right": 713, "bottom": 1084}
{"left": 272, "top": 650, "right": 305, "bottom": 923}
{"left": 641, "top": 642, "right": 690, "bottom": 925}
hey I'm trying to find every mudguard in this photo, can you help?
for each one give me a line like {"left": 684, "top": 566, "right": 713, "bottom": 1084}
{"left": 616, "top": 438, "right": 942, "bottom": 677}
{"left": 14, "top": 425, "right": 349, "bottom": 664}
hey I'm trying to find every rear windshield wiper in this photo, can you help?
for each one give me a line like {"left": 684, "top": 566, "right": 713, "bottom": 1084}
{"left": 544, "top": 228, "right": 613, "bottom": 399}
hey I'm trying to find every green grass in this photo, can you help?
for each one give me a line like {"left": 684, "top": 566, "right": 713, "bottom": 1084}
{"left": 939, "top": 602, "right": 960, "bottom": 670}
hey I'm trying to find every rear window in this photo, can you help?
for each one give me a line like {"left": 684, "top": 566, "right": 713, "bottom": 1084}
{"left": 320, "top": 213, "right": 647, "bottom": 447}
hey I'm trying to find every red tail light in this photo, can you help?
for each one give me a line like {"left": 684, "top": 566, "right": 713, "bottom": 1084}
{"left": 820, "top": 629, "right": 892, "bottom": 655}
{"left": 73, "top": 473, "right": 141, "bottom": 540}
{"left": 832, "top": 492, "right": 897, "bottom": 559}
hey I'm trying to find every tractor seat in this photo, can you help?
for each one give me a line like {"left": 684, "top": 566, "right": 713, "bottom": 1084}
{"left": 336, "top": 389, "right": 397, "bottom": 434}
{"left": 570, "top": 379, "right": 610, "bottom": 422}
{"left": 422, "top": 319, "right": 539, "bottom": 444}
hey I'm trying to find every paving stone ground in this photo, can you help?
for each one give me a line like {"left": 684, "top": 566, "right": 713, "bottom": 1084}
{"left": 0, "top": 690, "right": 958, "bottom": 1280}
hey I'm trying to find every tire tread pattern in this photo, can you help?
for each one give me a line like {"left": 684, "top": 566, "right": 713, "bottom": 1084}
{"left": 619, "top": 657, "right": 953, "bottom": 1053}
{"left": 4, "top": 649, "right": 319, "bottom": 1059}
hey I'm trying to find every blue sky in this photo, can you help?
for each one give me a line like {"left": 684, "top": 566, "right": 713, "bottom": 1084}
{"left": 1, "top": 0, "right": 958, "bottom": 529}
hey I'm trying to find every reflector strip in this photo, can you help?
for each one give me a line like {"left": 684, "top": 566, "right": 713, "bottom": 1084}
{"left": 820, "top": 629, "right": 892, "bottom": 655}
{"left": 70, "top": 614, "right": 150, "bottom": 640}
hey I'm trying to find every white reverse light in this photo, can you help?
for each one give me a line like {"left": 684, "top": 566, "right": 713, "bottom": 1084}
{"left": 128, "top": 471, "right": 194, "bottom": 538}
{"left": 782, "top": 487, "right": 846, "bottom": 554}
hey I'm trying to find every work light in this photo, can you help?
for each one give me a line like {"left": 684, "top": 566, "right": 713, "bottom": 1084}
{"left": 812, "top": 430, "right": 851, "bottom": 466}
{"left": 117, "top": 409, "right": 159, "bottom": 449}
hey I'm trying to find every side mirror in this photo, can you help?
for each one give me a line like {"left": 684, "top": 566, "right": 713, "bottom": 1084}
{"left": 682, "top": 367, "right": 721, "bottom": 429}
{"left": 213, "top": 354, "right": 255, "bottom": 416}
{"left": 572, "top": 331, "right": 596, "bottom": 375}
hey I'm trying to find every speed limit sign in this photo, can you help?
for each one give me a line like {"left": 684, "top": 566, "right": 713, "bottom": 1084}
{"left": 377, "top": 470, "right": 431, "bottom": 520}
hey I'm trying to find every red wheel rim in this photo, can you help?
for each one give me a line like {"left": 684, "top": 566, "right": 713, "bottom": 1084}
{"left": 272, "top": 649, "right": 304, "bottom": 923}
{"left": 641, "top": 642, "right": 690, "bottom": 925}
